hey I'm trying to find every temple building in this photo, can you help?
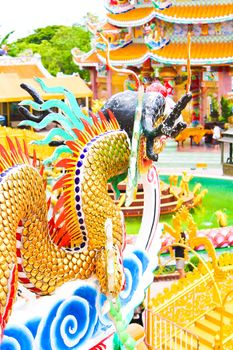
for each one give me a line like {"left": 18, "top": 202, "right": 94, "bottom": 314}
{"left": 72, "top": 0, "right": 233, "bottom": 125}
{"left": 0, "top": 55, "right": 93, "bottom": 126}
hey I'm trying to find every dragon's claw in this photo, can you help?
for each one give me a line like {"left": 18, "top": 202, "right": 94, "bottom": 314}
{"left": 170, "top": 121, "right": 187, "bottom": 138}
{"left": 166, "top": 92, "right": 192, "bottom": 125}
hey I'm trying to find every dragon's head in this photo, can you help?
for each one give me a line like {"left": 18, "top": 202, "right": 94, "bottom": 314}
{"left": 141, "top": 91, "right": 192, "bottom": 162}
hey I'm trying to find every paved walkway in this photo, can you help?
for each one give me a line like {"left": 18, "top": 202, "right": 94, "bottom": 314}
{"left": 156, "top": 139, "right": 228, "bottom": 178}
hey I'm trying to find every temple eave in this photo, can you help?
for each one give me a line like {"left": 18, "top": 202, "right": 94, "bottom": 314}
{"left": 85, "top": 53, "right": 233, "bottom": 67}
{"left": 107, "top": 14, "right": 155, "bottom": 27}
{"left": 151, "top": 56, "right": 233, "bottom": 66}
{"left": 156, "top": 14, "right": 233, "bottom": 24}
{"left": 107, "top": 5, "right": 233, "bottom": 26}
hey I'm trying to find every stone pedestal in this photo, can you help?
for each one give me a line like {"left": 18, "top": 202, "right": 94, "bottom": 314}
{"left": 223, "top": 163, "right": 233, "bottom": 176}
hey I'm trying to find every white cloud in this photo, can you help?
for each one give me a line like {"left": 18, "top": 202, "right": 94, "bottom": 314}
{"left": 0, "top": 0, "right": 106, "bottom": 41}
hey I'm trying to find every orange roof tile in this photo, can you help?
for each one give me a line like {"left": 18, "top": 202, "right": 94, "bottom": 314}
{"left": 152, "top": 42, "right": 233, "bottom": 64}
{"left": 107, "top": 8, "right": 154, "bottom": 26}
{"left": 95, "top": 42, "right": 233, "bottom": 66}
{"left": 98, "top": 44, "right": 149, "bottom": 65}
{"left": 107, "top": 4, "right": 233, "bottom": 26}
{"left": 0, "top": 63, "right": 46, "bottom": 78}
{"left": 72, "top": 50, "right": 102, "bottom": 67}
{"left": 0, "top": 74, "right": 92, "bottom": 102}
{"left": 156, "top": 4, "right": 233, "bottom": 23}
{"left": 101, "top": 22, "right": 121, "bottom": 31}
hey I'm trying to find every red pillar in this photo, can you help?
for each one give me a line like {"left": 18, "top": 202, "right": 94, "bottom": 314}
{"left": 90, "top": 68, "right": 98, "bottom": 99}
{"left": 200, "top": 81, "right": 208, "bottom": 125}
{"left": 106, "top": 69, "right": 112, "bottom": 98}
{"left": 190, "top": 69, "right": 202, "bottom": 124}
{"left": 218, "top": 66, "right": 232, "bottom": 101}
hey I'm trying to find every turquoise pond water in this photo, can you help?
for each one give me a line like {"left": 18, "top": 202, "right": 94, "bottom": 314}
{"left": 125, "top": 175, "right": 233, "bottom": 235}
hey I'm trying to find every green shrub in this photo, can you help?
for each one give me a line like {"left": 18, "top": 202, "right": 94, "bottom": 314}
{"left": 154, "top": 265, "right": 176, "bottom": 275}
{"left": 220, "top": 96, "right": 233, "bottom": 123}
{"left": 185, "top": 256, "right": 200, "bottom": 272}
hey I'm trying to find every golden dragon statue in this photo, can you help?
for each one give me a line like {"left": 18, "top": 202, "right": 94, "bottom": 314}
{"left": 0, "top": 115, "right": 129, "bottom": 337}
{"left": 0, "top": 78, "right": 191, "bottom": 341}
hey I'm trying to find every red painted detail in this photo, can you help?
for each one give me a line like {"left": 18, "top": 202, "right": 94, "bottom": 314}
{"left": 0, "top": 144, "right": 12, "bottom": 165}
{"left": 89, "top": 332, "right": 113, "bottom": 349}
{"left": 97, "top": 111, "right": 109, "bottom": 128}
{"left": 32, "top": 149, "right": 37, "bottom": 167}
{"left": 23, "top": 140, "right": 30, "bottom": 162}
{"left": 53, "top": 174, "right": 70, "bottom": 191}
{"left": 106, "top": 110, "right": 119, "bottom": 129}
{"left": 18, "top": 277, "right": 31, "bottom": 285}
{"left": 89, "top": 112, "right": 99, "bottom": 125}
{"left": 65, "top": 141, "right": 80, "bottom": 152}
{"left": 17, "top": 264, "right": 24, "bottom": 272}
{"left": 3, "top": 265, "right": 17, "bottom": 329}
{"left": 72, "top": 129, "right": 87, "bottom": 143}
{"left": 53, "top": 195, "right": 65, "bottom": 214}
{"left": 16, "top": 232, "right": 21, "bottom": 241}
{"left": 54, "top": 210, "right": 66, "bottom": 229}
{"left": 29, "top": 287, "right": 42, "bottom": 294}
{"left": 55, "top": 158, "right": 75, "bottom": 168}
{"left": 15, "top": 137, "right": 25, "bottom": 161}
{"left": 6, "top": 136, "right": 18, "bottom": 160}
{"left": 0, "top": 313, "right": 3, "bottom": 340}
{"left": 80, "top": 119, "right": 96, "bottom": 137}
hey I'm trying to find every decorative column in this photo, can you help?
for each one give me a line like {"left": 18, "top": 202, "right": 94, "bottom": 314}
{"left": 159, "top": 66, "right": 177, "bottom": 97}
{"left": 200, "top": 76, "right": 208, "bottom": 125}
{"left": 190, "top": 69, "right": 202, "bottom": 125}
{"left": 106, "top": 68, "right": 112, "bottom": 98}
{"left": 218, "top": 66, "right": 232, "bottom": 101}
{"left": 89, "top": 67, "right": 98, "bottom": 100}
{"left": 140, "top": 59, "right": 154, "bottom": 89}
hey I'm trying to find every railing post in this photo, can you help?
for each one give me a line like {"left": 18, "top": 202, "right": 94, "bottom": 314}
{"left": 214, "top": 335, "right": 222, "bottom": 350}
{"left": 145, "top": 286, "right": 154, "bottom": 350}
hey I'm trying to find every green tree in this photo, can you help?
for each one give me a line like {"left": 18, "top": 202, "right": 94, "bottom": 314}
{"left": 210, "top": 95, "right": 220, "bottom": 121}
{"left": 14, "top": 26, "right": 61, "bottom": 45}
{"left": 220, "top": 96, "right": 233, "bottom": 122}
{"left": 0, "top": 30, "right": 14, "bottom": 46}
{"left": 8, "top": 25, "right": 92, "bottom": 79}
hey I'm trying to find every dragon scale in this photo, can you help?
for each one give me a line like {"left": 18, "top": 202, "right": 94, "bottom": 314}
{"left": 76, "top": 130, "right": 130, "bottom": 250}
{"left": 0, "top": 127, "right": 131, "bottom": 331}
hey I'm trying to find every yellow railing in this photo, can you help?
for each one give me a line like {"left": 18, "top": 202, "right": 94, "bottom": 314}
{"left": 219, "top": 290, "right": 233, "bottom": 350}
{"left": 149, "top": 273, "right": 217, "bottom": 328}
{"left": 146, "top": 266, "right": 233, "bottom": 349}
{"left": 145, "top": 311, "right": 199, "bottom": 349}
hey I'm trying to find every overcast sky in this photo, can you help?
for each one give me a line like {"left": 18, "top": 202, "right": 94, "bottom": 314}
{"left": 0, "top": 0, "right": 106, "bottom": 41}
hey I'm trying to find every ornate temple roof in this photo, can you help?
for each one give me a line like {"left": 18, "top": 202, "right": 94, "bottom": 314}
{"left": 0, "top": 74, "right": 92, "bottom": 102}
{"left": 0, "top": 55, "right": 51, "bottom": 78}
{"left": 72, "top": 49, "right": 102, "bottom": 68}
{"left": 98, "top": 44, "right": 148, "bottom": 66}
{"left": 72, "top": 2, "right": 233, "bottom": 69}
{"left": 156, "top": 4, "right": 233, "bottom": 24}
{"left": 88, "top": 21, "right": 121, "bottom": 35}
{"left": 96, "top": 41, "right": 233, "bottom": 66}
{"left": 152, "top": 41, "right": 233, "bottom": 65}
{"left": 107, "top": 4, "right": 233, "bottom": 26}
{"left": 107, "top": 8, "right": 154, "bottom": 27}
